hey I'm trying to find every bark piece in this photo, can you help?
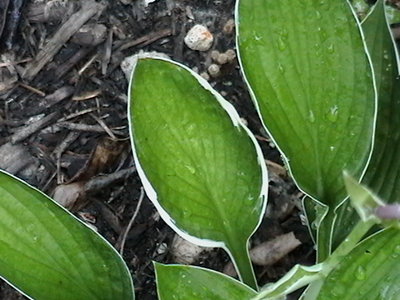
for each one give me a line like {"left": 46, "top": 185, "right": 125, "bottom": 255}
{"left": 22, "top": 0, "right": 106, "bottom": 80}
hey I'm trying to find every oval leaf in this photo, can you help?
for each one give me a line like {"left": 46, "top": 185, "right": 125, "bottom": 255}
{"left": 237, "top": 0, "right": 375, "bottom": 207}
{"left": 361, "top": 0, "right": 400, "bottom": 203}
{"left": 155, "top": 263, "right": 256, "bottom": 300}
{"left": 0, "top": 170, "right": 134, "bottom": 300}
{"left": 129, "top": 56, "right": 267, "bottom": 288}
{"left": 318, "top": 227, "right": 400, "bottom": 299}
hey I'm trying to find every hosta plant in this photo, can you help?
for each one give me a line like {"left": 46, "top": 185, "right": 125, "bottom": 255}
{"left": 1, "top": 0, "right": 400, "bottom": 299}
{"left": 127, "top": 0, "right": 400, "bottom": 299}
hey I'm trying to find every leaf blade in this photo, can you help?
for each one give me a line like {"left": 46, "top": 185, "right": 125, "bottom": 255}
{"left": 237, "top": 0, "right": 375, "bottom": 207}
{"left": 129, "top": 56, "right": 267, "bottom": 287}
{"left": 361, "top": 0, "right": 400, "bottom": 203}
{"left": 318, "top": 227, "right": 400, "bottom": 299}
{"left": 0, "top": 171, "right": 134, "bottom": 300}
{"left": 155, "top": 263, "right": 257, "bottom": 300}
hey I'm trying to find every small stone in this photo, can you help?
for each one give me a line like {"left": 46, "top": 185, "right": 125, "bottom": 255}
{"left": 217, "top": 53, "right": 229, "bottom": 65}
{"left": 200, "top": 72, "right": 210, "bottom": 81}
{"left": 208, "top": 64, "right": 220, "bottom": 77}
{"left": 225, "top": 49, "right": 236, "bottom": 62}
{"left": 223, "top": 19, "right": 235, "bottom": 35}
{"left": 210, "top": 50, "right": 220, "bottom": 61}
{"left": 71, "top": 24, "right": 107, "bottom": 46}
{"left": 184, "top": 24, "right": 214, "bottom": 51}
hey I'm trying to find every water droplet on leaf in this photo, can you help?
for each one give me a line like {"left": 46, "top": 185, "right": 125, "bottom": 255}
{"left": 309, "top": 110, "right": 315, "bottom": 123}
{"left": 278, "top": 63, "right": 285, "bottom": 73}
{"left": 327, "top": 105, "right": 339, "bottom": 122}
{"left": 355, "top": 266, "right": 366, "bottom": 280}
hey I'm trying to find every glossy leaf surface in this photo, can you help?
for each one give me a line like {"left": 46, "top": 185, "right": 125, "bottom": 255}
{"left": 129, "top": 57, "right": 267, "bottom": 288}
{"left": 155, "top": 264, "right": 256, "bottom": 300}
{"left": 361, "top": 0, "right": 400, "bottom": 203}
{"left": 237, "top": 0, "right": 375, "bottom": 207}
{"left": 0, "top": 171, "right": 134, "bottom": 300}
{"left": 318, "top": 227, "right": 400, "bottom": 299}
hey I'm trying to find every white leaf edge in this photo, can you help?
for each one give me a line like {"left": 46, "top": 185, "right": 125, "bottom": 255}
{"left": 127, "top": 53, "right": 269, "bottom": 283}
{"left": 0, "top": 170, "right": 134, "bottom": 300}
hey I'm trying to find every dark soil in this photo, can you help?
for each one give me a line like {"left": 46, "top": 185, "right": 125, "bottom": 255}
{"left": 0, "top": 1, "right": 314, "bottom": 299}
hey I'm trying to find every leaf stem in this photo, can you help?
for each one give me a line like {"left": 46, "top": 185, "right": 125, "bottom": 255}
{"left": 316, "top": 208, "right": 335, "bottom": 262}
{"left": 301, "top": 219, "right": 376, "bottom": 300}
{"left": 227, "top": 241, "right": 258, "bottom": 291}
{"left": 321, "top": 218, "right": 375, "bottom": 276}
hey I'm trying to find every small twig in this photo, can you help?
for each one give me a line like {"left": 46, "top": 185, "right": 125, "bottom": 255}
{"left": 84, "top": 167, "right": 136, "bottom": 192}
{"left": 56, "top": 122, "right": 125, "bottom": 136}
{"left": 58, "top": 108, "right": 99, "bottom": 122}
{"left": 18, "top": 82, "right": 46, "bottom": 96}
{"left": 10, "top": 112, "right": 59, "bottom": 144}
{"left": 90, "top": 113, "right": 117, "bottom": 140}
{"left": 78, "top": 53, "right": 98, "bottom": 75}
{"left": 119, "top": 187, "right": 145, "bottom": 256}
{"left": 117, "top": 28, "right": 172, "bottom": 51}
{"left": 102, "top": 29, "right": 113, "bottom": 75}
{"left": 0, "top": 58, "right": 31, "bottom": 68}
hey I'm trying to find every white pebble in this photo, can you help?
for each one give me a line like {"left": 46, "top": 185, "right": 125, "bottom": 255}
{"left": 208, "top": 64, "right": 220, "bottom": 77}
{"left": 225, "top": 49, "right": 236, "bottom": 62}
{"left": 184, "top": 25, "right": 214, "bottom": 51}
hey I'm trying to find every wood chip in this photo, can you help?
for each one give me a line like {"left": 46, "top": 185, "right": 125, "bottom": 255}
{"left": 22, "top": 0, "right": 106, "bottom": 81}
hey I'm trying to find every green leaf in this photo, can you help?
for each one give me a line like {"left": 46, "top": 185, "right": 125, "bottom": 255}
{"left": 305, "top": 195, "right": 360, "bottom": 248}
{"left": 237, "top": 0, "right": 375, "bottom": 208}
{"left": 155, "top": 263, "right": 256, "bottom": 300}
{"left": 317, "top": 227, "right": 400, "bottom": 299}
{"left": 361, "top": 0, "right": 400, "bottom": 204}
{"left": 253, "top": 264, "right": 322, "bottom": 300}
{"left": 0, "top": 170, "right": 134, "bottom": 300}
{"left": 129, "top": 56, "right": 267, "bottom": 288}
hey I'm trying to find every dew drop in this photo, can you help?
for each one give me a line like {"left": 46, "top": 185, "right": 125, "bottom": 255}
{"left": 355, "top": 266, "right": 366, "bottom": 280}
{"left": 278, "top": 63, "right": 285, "bottom": 73}
{"left": 182, "top": 210, "right": 192, "bottom": 218}
{"left": 247, "top": 195, "right": 254, "bottom": 201}
{"left": 309, "top": 110, "right": 315, "bottom": 123}
{"left": 278, "top": 37, "right": 287, "bottom": 51}
{"left": 327, "top": 44, "right": 335, "bottom": 54}
{"left": 394, "top": 245, "right": 400, "bottom": 254}
{"left": 329, "top": 146, "right": 335, "bottom": 152}
{"left": 383, "top": 52, "right": 389, "bottom": 60}
{"left": 330, "top": 285, "right": 346, "bottom": 296}
{"left": 185, "top": 165, "right": 196, "bottom": 174}
{"left": 327, "top": 105, "right": 339, "bottom": 122}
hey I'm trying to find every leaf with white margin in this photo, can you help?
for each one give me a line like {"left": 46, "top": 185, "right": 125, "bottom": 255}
{"left": 155, "top": 263, "right": 256, "bottom": 300}
{"left": 0, "top": 170, "right": 134, "bottom": 300}
{"left": 128, "top": 56, "right": 268, "bottom": 289}
{"left": 237, "top": 0, "right": 376, "bottom": 261}
{"left": 317, "top": 227, "right": 400, "bottom": 299}
{"left": 252, "top": 264, "right": 323, "bottom": 300}
{"left": 361, "top": 0, "right": 400, "bottom": 203}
